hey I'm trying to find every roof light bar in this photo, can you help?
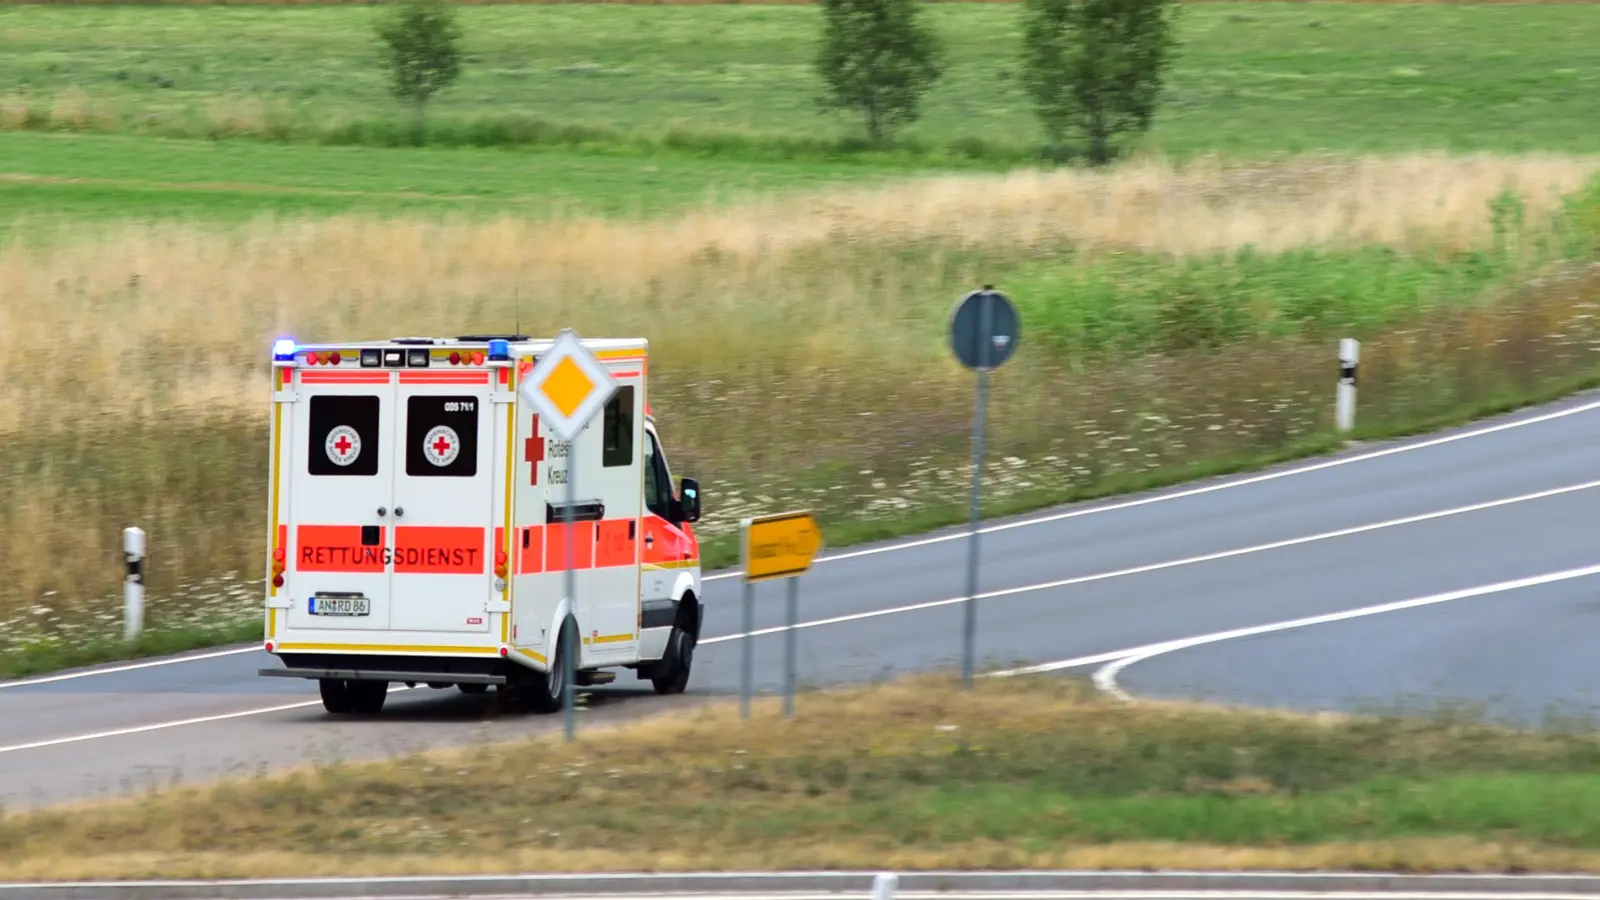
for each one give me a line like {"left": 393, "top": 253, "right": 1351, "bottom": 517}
{"left": 272, "top": 338, "right": 296, "bottom": 362}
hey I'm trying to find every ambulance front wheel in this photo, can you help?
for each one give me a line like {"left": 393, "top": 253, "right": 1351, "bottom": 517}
{"left": 652, "top": 624, "right": 695, "bottom": 695}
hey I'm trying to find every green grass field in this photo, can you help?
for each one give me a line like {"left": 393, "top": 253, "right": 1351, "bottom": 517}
{"left": 3, "top": 2, "right": 1600, "bottom": 680}
{"left": 3, "top": 3, "right": 1599, "bottom": 157}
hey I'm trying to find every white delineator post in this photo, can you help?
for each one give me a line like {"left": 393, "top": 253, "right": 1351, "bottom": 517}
{"left": 1337, "top": 337, "right": 1360, "bottom": 433}
{"left": 871, "top": 872, "right": 899, "bottom": 900}
{"left": 123, "top": 526, "right": 146, "bottom": 642}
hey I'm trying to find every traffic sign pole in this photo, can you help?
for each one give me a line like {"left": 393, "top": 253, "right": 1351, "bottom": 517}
{"left": 741, "top": 579, "right": 754, "bottom": 719}
{"left": 783, "top": 575, "right": 799, "bottom": 718}
{"left": 949, "top": 287, "right": 1019, "bottom": 689}
{"left": 563, "top": 448, "right": 577, "bottom": 741}
{"left": 517, "top": 327, "right": 619, "bottom": 742}
{"left": 738, "top": 510, "right": 824, "bottom": 720}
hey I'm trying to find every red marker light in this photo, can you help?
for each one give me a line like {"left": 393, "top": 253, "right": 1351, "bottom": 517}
{"left": 495, "top": 549, "right": 508, "bottom": 566}
{"left": 449, "top": 351, "right": 461, "bottom": 366}
{"left": 272, "top": 573, "right": 284, "bottom": 588}
{"left": 329, "top": 351, "right": 342, "bottom": 366}
{"left": 472, "top": 352, "right": 485, "bottom": 365}
{"left": 499, "top": 646, "right": 509, "bottom": 658}
{"left": 273, "top": 548, "right": 286, "bottom": 562}
{"left": 306, "top": 351, "right": 319, "bottom": 366}
{"left": 264, "top": 641, "right": 275, "bottom": 652}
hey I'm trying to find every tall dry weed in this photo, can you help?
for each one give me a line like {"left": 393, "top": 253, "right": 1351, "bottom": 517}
{"left": 2, "top": 152, "right": 1598, "bottom": 638}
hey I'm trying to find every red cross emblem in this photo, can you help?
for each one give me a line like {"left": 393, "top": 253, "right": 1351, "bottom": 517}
{"left": 432, "top": 434, "right": 452, "bottom": 457}
{"left": 324, "top": 425, "right": 361, "bottom": 467}
{"left": 422, "top": 425, "right": 460, "bottom": 467}
{"left": 524, "top": 414, "right": 544, "bottom": 485}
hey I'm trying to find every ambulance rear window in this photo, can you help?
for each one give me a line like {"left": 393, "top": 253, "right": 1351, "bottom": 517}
{"left": 308, "top": 395, "right": 381, "bottom": 477}
{"left": 406, "top": 395, "right": 478, "bottom": 477}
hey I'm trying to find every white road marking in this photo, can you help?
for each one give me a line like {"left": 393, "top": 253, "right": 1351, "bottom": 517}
{"left": 0, "top": 685, "right": 414, "bottom": 755}
{"left": 699, "top": 477, "right": 1600, "bottom": 645}
{"left": 700, "top": 395, "right": 1600, "bottom": 581}
{"left": 0, "top": 645, "right": 268, "bottom": 691}
{"left": 5, "top": 395, "right": 1595, "bottom": 690}
{"left": 1082, "top": 561, "right": 1600, "bottom": 700}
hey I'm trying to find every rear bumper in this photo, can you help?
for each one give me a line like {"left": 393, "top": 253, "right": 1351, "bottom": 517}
{"left": 260, "top": 666, "right": 507, "bottom": 685}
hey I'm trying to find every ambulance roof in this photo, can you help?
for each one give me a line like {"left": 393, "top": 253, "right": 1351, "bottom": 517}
{"left": 279, "top": 335, "right": 648, "bottom": 354}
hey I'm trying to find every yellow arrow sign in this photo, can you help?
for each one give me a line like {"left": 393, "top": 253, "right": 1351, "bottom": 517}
{"left": 741, "top": 510, "right": 824, "bottom": 582}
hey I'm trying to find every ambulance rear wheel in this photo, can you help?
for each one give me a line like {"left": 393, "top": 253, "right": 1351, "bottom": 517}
{"left": 318, "top": 678, "right": 354, "bottom": 714}
{"left": 527, "top": 618, "right": 576, "bottom": 715}
{"left": 347, "top": 679, "right": 389, "bottom": 715}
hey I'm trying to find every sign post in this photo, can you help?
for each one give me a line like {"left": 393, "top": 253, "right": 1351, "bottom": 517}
{"left": 738, "top": 510, "right": 824, "bottom": 719}
{"left": 518, "top": 327, "right": 618, "bottom": 741}
{"left": 948, "top": 286, "right": 1019, "bottom": 688}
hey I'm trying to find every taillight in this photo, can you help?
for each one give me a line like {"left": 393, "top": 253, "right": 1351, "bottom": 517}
{"left": 306, "top": 351, "right": 319, "bottom": 366}
{"left": 272, "top": 573, "right": 284, "bottom": 588}
{"left": 329, "top": 351, "right": 342, "bottom": 366}
{"left": 449, "top": 351, "right": 461, "bottom": 366}
{"left": 472, "top": 351, "right": 485, "bottom": 365}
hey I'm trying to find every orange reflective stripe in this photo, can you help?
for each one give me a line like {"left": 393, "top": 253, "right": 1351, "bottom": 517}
{"left": 545, "top": 521, "right": 595, "bottom": 571}
{"left": 399, "top": 371, "right": 491, "bottom": 385}
{"left": 301, "top": 371, "right": 390, "bottom": 384}
{"left": 517, "top": 526, "right": 545, "bottom": 574}
{"left": 595, "top": 518, "right": 636, "bottom": 568}
{"left": 296, "top": 525, "right": 386, "bottom": 573}
{"left": 393, "top": 526, "right": 486, "bottom": 574}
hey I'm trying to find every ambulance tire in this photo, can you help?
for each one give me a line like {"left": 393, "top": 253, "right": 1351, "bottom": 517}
{"left": 319, "top": 678, "right": 388, "bottom": 715}
{"left": 652, "top": 623, "right": 695, "bottom": 695}
{"left": 501, "top": 617, "right": 575, "bottom": 715}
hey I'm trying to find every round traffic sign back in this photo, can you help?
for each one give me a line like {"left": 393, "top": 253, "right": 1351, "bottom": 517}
{"left": 949, "top": 288, "right": 1019, "bottom": 371}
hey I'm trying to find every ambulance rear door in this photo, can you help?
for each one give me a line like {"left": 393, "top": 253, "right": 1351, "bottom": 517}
{"left": 284, "top": 367, "right": 397, "bottom": 631}
{"left": 387, "top": 367, "right": 499, "bottom": 634}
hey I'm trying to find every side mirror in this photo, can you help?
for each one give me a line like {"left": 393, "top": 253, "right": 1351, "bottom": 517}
{"left": 678, "top": 477, "right": 701, "bottom": 523}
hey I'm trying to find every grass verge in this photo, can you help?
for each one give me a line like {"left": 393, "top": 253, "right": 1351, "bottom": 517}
{"left": 6, "top": 672, "right": 1600, "bottom": 880}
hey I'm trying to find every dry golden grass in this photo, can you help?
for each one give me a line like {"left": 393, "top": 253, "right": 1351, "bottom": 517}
{"left": 3, "top": 151, "right": 1599, "bottom": 639}
{"left": 5, "top": 152, "right": 1593, "bottom": 434}
{"left": 6, "top": 673, "right": 1600, "bottom": 881}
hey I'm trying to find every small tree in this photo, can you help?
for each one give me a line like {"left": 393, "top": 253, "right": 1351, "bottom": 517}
{"left": 814, "top": 0, "right": 944, "bottom": 146}
{"left": 1019, "top": 0, "right": 1178, "bottom": 165}
{"left": 375, "top": 0, "right": 464, "bottom": 143}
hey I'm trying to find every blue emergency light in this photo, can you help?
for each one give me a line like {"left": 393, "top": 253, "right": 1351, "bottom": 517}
{"left": 488, "top": 339, "right": 510, "bottom": 361}
{"left": 272, "top": 338, "right": 297, "bottom": 361}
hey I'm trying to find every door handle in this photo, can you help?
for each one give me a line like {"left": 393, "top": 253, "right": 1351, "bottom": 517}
{"left": 394, "top": 507, "right": 405, "bottom": 518}
{"left": 377, "top": 507, "right": 387, "bottom": 517}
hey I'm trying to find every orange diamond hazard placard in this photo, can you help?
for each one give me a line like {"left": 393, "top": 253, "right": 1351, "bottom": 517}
{"left": 518, "top": 328, "right": 618, "bottom": 443}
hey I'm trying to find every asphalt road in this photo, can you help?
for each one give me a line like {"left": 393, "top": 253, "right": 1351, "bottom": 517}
{"left": 5, "top": 391, "right": 1600, "bottom": 810}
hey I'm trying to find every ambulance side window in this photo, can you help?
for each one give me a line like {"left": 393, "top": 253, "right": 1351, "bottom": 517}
{"left": 308, "top": 395, "right": 380, "bottom": 477}
{"left": 643, "top": 431, "right": 673, "bottom": 520}
{"left": 405, "top": 395, "right": 478, "bottom": 477}
{"left": 602, "top": 386, "right": 634, "bottom": 468}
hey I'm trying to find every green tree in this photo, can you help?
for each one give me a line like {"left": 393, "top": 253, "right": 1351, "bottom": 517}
{"left": 1019, "top": 0, "right": 1179, "bottom": 164}
{"left": 375, "top": 0, "right": 464, "bottom": 143}
{"left": 814, "top": 0, "right": 944, "bottom": 145}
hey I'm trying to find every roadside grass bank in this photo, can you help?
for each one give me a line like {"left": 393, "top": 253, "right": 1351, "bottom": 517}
{"left": 3, "top": 4, "right": 1598, "bottom": 160}
{"left": 2, "top": 154, "right": 1598, "bottom": 678}
{"left": 6, "top": 673, "right": 1600, "bottom": 880}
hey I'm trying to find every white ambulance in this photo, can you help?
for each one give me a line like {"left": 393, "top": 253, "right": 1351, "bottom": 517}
{"left": 256, "top": 333, "right": 704, "bottom": 715}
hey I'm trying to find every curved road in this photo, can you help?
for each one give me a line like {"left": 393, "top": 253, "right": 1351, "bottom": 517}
{"left": 5, "top": 392, "right": 1600, "bottom": 810}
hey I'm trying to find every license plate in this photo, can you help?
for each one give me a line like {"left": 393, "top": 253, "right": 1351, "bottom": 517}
{"left": 309, "top": 595, "right": 370, "bottom": 616}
